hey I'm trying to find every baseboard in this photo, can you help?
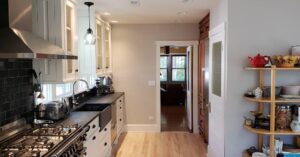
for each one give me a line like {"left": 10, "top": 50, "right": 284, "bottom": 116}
{"left": 125, "top": 124, "right": 160, "bottom": 132}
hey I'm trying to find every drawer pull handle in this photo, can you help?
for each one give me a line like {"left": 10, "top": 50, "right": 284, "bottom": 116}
{"left": 92, "top": 136, "right": 96, "bottom": 140}
{"left": 104, "top": 142, "right": 107, "bottom": 146}
{"left": 92, "top": 125, "right": 96, "bottom": 128}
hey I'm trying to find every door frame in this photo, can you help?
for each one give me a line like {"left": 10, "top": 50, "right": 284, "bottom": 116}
{"left": 155, "top": 41, "right": 199, "bottom": 133}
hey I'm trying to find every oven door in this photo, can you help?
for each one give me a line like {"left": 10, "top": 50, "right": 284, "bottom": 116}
{"left": 111, "top": 102, "right": 117, "bottom": 143}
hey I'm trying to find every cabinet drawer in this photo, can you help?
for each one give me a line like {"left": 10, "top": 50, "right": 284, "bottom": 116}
{"left": 98, "top": 122, "right": 111, "bottom": 142}
{"left": 116, "top": 96, "right": 124, "bottom": 106}
{"left": 99, "top": 132, "right": 111, "bottom": 156}
{"left": 86, "top": 116, "right": 100, "bottom": 139}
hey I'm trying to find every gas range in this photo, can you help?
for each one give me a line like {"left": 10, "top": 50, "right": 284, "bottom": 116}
{"left": 0, "top": 124, "right": 87, "bottom": 157}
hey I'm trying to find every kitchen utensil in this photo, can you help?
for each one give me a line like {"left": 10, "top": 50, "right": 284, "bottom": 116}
{"left": 248, "top": 54, "right": 268, "bottom": 67}
{"left": 282, "top": 86, "right": 300, "bottom": 96}
{"left": 36, "top": 103, "right": 46, "bottom": 119}
{"left": 44, "top": 100, "right": 70, "bottom": 120}
{"left": 103, "top": 76, "right": 113, "bottom": 86}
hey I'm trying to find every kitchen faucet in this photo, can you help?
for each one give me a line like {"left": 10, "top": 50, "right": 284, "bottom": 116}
{"left": 72, "top": 79, "right": 90, "bottom": 106}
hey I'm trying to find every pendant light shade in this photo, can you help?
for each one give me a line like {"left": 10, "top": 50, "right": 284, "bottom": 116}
{"left": 84, "top": 2, "right": 96, "bottom": 45}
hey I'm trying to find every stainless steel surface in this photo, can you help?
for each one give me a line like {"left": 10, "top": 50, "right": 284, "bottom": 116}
{"left": 72, "top": 79, "right": 90, "bottom": 106}
{"left": 44, "top": 101, "right": 70, "bottom": 121}
{"left": 0, "top": 123, "right": 85, "bottom": 157}
{"left": 0, "top": 28, "right": 78, "bottom": 60}
{"left": 103, "top": 76, "right": 113, "bottom": 86}
{"left": 0, "top": 119, "right": 30, "bottom": 142}
{"left": 111, "top": 102, "right": 117, "bottom": 143}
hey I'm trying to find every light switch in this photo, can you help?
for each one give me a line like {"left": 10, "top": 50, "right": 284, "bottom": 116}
{"left": 148, "top": 81, "right": 156, "bottom": 86}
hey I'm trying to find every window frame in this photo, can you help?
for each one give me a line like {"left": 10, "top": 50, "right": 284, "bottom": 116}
{"left": 171, "top": 55, "right": 186, "bottom": 83}
{"left": 160, "top": 54, "right": 186, "bottom": 84}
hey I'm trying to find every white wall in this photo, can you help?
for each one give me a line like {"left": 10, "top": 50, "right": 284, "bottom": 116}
{"left": 210, "top": 0, "right": 228, "bottom": 29}
{"left": 224, "top": 0, "right": 300, "bottom": 156}
{"left": 111, "top": 24, "right": 199, "bottom": 125}
{"left": 9, "top": 0, "right": 32, "bottom": 32}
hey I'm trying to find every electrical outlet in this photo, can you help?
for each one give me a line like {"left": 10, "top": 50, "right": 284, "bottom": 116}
{"left": 148, "top": 116, "right": 154, "bottom": 120}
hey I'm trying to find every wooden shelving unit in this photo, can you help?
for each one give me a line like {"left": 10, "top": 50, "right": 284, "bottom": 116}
{"left": 244, "top": 66, "right": 300, "bottom": 157}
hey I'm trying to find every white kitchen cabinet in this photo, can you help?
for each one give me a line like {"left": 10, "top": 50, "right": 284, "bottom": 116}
{"left": 77, "top": 9, "right": 112, "bottom": 78}
{"left": 85, "top": 121, "right": 112, "bottom": 157}
{"left": 116, "top": 96, "right": 124, "bottom": 137}
{"left": 32, "top": 0, "right": 78, "bottom": 83}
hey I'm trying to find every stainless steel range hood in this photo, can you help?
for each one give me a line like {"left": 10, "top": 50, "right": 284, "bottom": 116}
{"left": 0, "top": 0, "right": 77, "bottom": 60}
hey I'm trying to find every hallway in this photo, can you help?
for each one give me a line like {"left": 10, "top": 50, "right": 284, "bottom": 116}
{"left": 114, "top": 132, "right": 207, "bottom": 157}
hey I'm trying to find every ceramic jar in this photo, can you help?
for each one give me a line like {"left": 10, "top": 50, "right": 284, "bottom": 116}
{"left": 254, "top": 87, "right": 263, "bottom": 98}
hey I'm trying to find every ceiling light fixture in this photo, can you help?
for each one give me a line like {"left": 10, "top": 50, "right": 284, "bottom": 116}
{"left": 130, "top": 0, "right": 141, "bottom": 6}
{"left": 110, "top": 20, "right": 119, "bottom": 23}
{"left": 83, "top": 2, "right": 96, "bottom": 45}
{"left": 103, "top": 12, "right": 111, "bottom": 16}
{"left": 177, "top": 11, "right": 187, "bottom": 15}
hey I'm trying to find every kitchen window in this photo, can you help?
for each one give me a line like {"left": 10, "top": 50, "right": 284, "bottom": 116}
{"left": 160, "top": 55, "right": 186, "bottom": 83}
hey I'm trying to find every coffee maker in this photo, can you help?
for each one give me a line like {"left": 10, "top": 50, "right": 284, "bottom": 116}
{"left": 96, "top": 76, "right": 115, "bottom": 95}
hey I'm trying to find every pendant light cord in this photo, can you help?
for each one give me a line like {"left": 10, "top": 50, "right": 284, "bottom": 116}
{"left": 88, "top": 5, "right": 91, "bottom": 29}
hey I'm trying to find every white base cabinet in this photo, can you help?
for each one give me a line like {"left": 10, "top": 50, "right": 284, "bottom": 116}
{"left": 116, "top": 96, "right": 124, "bottom": 137}
{"left": 84, "top": 119, "right": 112, "bottom": 157}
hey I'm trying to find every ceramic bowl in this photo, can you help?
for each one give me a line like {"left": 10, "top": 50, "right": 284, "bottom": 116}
{"left": 282, "top": 86, "right": 300, "bottom": 95}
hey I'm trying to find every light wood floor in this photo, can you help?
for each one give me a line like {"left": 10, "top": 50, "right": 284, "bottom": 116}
{"left": 113, "top": 132, "right": 207, "bottom": 157}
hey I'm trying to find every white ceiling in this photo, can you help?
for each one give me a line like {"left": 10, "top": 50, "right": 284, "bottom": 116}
{"left": 77, "top": 0, "right": 217, "bottom": 24}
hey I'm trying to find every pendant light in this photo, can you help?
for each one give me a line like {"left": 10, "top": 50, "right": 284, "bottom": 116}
{"left": 84, "top": 2, "right": 96, "bottom": 45}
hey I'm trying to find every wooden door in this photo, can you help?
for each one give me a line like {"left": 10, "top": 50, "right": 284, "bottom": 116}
{"left": 198, "top": 39, "right": 209, "bottom": 143}
{"left": 198, "top": 13, "right": 209, "bottom": 143}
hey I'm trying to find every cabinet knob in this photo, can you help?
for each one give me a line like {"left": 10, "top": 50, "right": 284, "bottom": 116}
{"left": 104, "top": 142, "right": 107, "bottom": 146}
{"left": 120, "top": 119, "right": 122, "bottom": 122}
{"left": 92, "top": 136, "right": 96, "bottom": 140}
{"left": 104, "top": 128, "right": 107, "bottom": 131}
{"left": 120, "top": 107, "right": 122, "bottom": 109}
{"left": 92, "top": 125, "right": 96, "bottom": 128}
{"left": 97, "top": 67, "right": 100, "bottom": 70}
{"left": 75, "top": 69, "right": 79, "bottom": 72}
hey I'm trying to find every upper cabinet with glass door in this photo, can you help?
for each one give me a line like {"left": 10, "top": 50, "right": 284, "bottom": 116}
{"left": 32, "top": 0, "right": 78, "bottom": 83}
{"left": 96, "top": 19, "right": 104, "bottom": 74}
{"left": 104, "top": 25, "right": 112, "bottom": 73}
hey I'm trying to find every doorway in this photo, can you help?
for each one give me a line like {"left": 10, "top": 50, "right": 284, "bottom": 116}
{"left": 156, "top": 41, "right": 199, "bottom": 133}
{"left": 160, "top": 46, "right": 189, "bottom": 132}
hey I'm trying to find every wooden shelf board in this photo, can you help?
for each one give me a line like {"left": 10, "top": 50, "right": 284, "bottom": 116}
{"left": 244, "top": 97, "right": 300, "bottom": 103}
{"left": 244, "top": 125, "right": 300, "bottom": 135}
{"left": 245, "top": 67, "right": 300, "bottom": 70}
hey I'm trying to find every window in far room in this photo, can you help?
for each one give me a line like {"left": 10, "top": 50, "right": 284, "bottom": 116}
{"left": 160, "top": 55, "right": 186, "bottom": 83}
{"left": 172, "top": 56, "right": 186, "bottom": 82}
{"left": 160, "top": 56, "right": 168, "bottom": 82}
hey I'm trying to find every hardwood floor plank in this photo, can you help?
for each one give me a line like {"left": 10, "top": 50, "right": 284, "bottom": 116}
{"left": 114, "top": 132, "right": 207, "bottom": 157}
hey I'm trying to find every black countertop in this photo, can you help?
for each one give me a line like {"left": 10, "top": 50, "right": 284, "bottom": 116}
{"left": 59, "top": 92, "right": 124, "bottom": 128}
{"left": 57, "top": 111, "right": 100, "bottom": 127}
{"left": 84, "top": 92, "right": 124, "bottom": 105}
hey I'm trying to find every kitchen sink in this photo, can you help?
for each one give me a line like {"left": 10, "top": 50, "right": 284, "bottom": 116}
{"left": 75, "top": 103, "right": 111, "bottom": 131}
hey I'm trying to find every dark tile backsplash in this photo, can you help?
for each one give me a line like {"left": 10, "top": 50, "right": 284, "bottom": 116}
{"left": 0, "top": 59, "right": 34, "bottom": 126}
